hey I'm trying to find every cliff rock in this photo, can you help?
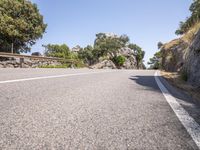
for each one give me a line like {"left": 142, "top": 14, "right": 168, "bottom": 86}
{"left": 161, "top": 27, "right": 200, "bottom": 87}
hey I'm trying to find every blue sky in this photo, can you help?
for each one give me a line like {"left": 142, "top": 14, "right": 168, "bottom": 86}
{"left": 31, "top": 0, "right": 192, "bottom": 65}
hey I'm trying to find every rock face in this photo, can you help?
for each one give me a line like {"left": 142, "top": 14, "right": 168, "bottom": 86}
{"left": 90, "top": 60, "right": 117, "bottom": 69}
{"left": 90, "top": 47, "right": 140, "bottom": 69}
{"left": 0, "top": 58, "right": 62, "bottom": 68}
{"left": 161, "top": 39, "right": 188, "bottom": 72}
{"left": 161, "top": 28, "right": 200, "bottom": 86}
{"left": 118, "top": 47, "right": 138, "bottom": 69}
{"left": 185, "top": 30, "right": 200, "bottom": 86}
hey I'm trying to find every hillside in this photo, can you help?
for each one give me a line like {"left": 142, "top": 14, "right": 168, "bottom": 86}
{"left": 160, "top": 23, "right": 200, "bottom": 86}
{"left": 44, "top": 33, "right": 146, "bottom": 70}
{"left": 148, "top": 0, "right": 200, "bottom": 87}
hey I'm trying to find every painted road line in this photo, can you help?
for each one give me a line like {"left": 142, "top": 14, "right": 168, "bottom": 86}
{"left": 0, "top": 71, "right": 115, "bottom": 84}
{"left": 155, "top": 71, "right": 200, "bottom": 149}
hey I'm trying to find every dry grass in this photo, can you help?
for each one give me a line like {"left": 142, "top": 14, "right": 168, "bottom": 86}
{"left": 162, "top": 39, "right": 181, "bottom": 50}
{"left": 161, "top": 71, "right": 200, "bottom": 102}
{"left": 162, "top": 22, "right": 200, "bottom": 50}
{"left": 182, "top": 22, "right": 200, "bottom": 43}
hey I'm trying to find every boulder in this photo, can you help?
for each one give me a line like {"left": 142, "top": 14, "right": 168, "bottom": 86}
{"left": 91, "top": 60, "right": 117, "bottom": 69}
{"left": 118, "top": 47, "right": 138, "bottom": 69}
{"left": 118, "top": 47, "right": 135, "bottom": 57}
{"left": 123, "top": 56, "right": 137, "bottom": 69}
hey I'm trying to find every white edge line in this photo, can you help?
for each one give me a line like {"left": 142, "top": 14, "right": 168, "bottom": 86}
{"left": 155, "top": 71, "right": 200, "bottom": 149}
{"left": 0, "top": 71, "right": 115, "bottom": 84}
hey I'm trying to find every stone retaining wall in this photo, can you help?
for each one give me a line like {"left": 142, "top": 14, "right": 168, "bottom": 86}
{"left": 0, "top": 57, "right": 62, "bottom": 68}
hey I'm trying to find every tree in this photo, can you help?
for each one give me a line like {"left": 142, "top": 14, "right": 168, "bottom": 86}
{"left": 157, "top": 42, "right": 163, "bottom": 49}
{"left": 0, "top": 0, "right": 47, "bottom": 53}
{"left": 44, "top": 44, "right": 70, "bottom": 59}
{"left": 78, "top": 45, "right": 95, "bottom": 65}
{"left": 175, "top": 0, "right": 200, "bottom": 35}
{"left": 148, "top": 51, "right": 162, "bottom": 69}
{"left": 94, "top": 33, "right": 129, "bottom": 57}
{"left": 128, "top": 43, "right": 145, "bottom": 69}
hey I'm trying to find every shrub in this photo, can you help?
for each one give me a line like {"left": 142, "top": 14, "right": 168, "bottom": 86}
{"left": 74, "top": 60, "right": 86, "bottom": 68}
{"left": 113, "top": 55, "right": 126, "bottom": 66}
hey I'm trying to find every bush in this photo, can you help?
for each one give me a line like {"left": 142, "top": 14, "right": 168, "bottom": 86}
{"left": 113, "top": 55, "right": 126, "bottom": 66}
{"left": 74, "top": 60, "right": 86, "bottom": 68}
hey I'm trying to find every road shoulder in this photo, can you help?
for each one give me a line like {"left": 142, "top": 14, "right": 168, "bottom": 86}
{"left": 155, "top": 71, "right": 200, "bottom": 149}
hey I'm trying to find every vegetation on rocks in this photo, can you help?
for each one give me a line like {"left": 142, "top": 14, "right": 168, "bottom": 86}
{"left": 112, "top": 55, "right": 126, "bottom": 67}
{"left": 43, "top": 44, "right": 71, "bottom": 59}
{"left": 149, "top": 0, "right": 200, "bottom": 70}
{"left": 44, "top": 33, "right": 145, "bottom": 69}
{"left": 150, "top": 0, "right": 200, "bottom": 87}
{"left": 92, "top": 33, "right": 145, "bottom": 69}
{"left": 148, "top": 50, "right": 162, "bottom": 69}
{"left": 175, "top": 0, "right": 200, "bottom": 35}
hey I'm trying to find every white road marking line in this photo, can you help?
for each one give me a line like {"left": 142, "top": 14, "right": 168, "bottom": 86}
{"left": 0, "top": 71, "right": 115, "bottom": 84}
{"left": 155, "top": 71, "right": 200, "bottom": 149}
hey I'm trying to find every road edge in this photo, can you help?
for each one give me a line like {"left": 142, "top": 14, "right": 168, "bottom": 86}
{"left": 154, "top": 71, "right": 200, "bottom": 149}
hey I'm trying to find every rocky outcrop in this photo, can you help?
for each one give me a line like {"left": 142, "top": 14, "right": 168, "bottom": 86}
{"left": 118, "top": 47, "right": 138, "bottom": 69}
{"left": 161, "top": 39, "right": 188, "bottom": 72}
{"left": 90, "top": 60, "right": 117, "bottom": 69}
{"left": 90, "top": 47, "right": 141, "bottom": 69}
{"left": 0, "top": 58, "right": 62, "bottom": 68}
{"left": 185, "top": 30, "right": 200, "bottom": 86}
{"left": 161, "top": 27, "right": 200, "bottom": 87}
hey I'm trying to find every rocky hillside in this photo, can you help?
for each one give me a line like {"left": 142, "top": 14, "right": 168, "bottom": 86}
{"left": 91, "top": 47, "right": 140, "bottom": 69}
{"left": 0, "top": 33, "right": 145, "bottom": 69}
{"left": 160, "top": 23, "right": 200, "bottom": 86}
{"left": 158, "top": 0, "right": 200, "bottom": 87}
{"left": 77, "top": 33, "right": 145, "bottom": 69}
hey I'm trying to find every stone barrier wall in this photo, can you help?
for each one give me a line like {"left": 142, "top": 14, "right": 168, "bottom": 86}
{"left": 0, "top": 57, "right": 62, "bottom": 68}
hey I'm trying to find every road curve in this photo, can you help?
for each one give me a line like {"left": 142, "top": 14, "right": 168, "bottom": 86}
{"left": 0, "top": 69, "right": 199, "bottom": 149}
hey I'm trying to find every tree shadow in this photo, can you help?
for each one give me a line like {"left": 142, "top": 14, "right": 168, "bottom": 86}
{"left": 129, "top": 75, "right": 160, "bottom": 92}
{"left": 129, "top": 75, "right": 200, "bottom": 123}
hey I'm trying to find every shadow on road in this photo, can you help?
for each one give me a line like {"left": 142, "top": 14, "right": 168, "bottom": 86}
{"left": 129, "top": 75, "right": 160, "bottom": 92}
{"left": 129, "top": 75, "right": 200, "bottom": 123}
{"left": 129, "top": 75, "right": 193, "bottom": 103}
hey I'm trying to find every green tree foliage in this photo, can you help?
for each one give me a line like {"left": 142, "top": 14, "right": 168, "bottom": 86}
{"left": 44, "top": 33, "right": 145, "bottom": 68}
{"left": 148, "top": 51, "right": 162, "bottom": 69}
{"left": 44, "top": 44, "right": 70, "bottom": 59}
{"left": 78, "top": 45, "right": 95, "bottom": 65}
{"left": 44, "top": 44, "right": 86, "bottom": 68}
{"left": 176, "top": 0, "right": 200, "bottom": 35}
{"left": 0, "top": 0, "right": 47, "bottom": 53}
{"left": 94, "top": 33, "right": 129, "bottom": 57}
{"left": 128, "top": 44, "right": 145, "bottom": 68}
{"left": 112, "top": 55, "right": 126, "bottom": 66}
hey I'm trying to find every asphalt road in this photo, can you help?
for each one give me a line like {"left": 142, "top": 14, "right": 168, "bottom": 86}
{"left": 0, "top": 69, "right": 199, "bottom": 150}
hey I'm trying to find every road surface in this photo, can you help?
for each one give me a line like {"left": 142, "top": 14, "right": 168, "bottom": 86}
{"left": 0, "top": 69, "right": 199, "bottom": 149}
